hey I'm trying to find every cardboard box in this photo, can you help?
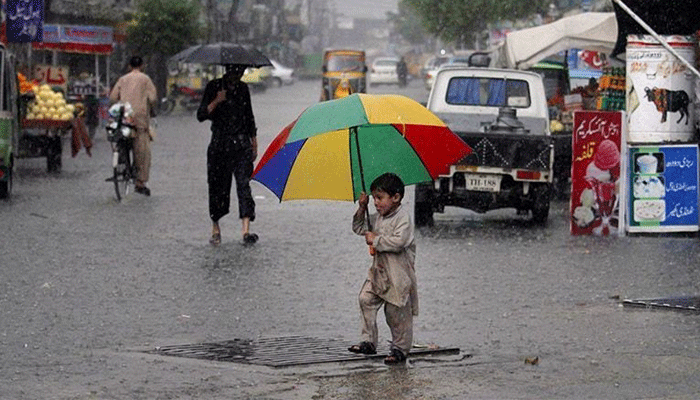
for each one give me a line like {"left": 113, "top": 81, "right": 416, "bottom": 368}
{"left": 564, "top": 94, "right": 583, "bottom": 111}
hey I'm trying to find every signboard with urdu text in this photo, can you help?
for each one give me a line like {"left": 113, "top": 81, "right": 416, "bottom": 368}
{"left": 5, "top": 0, "right": 43, "bottom": 42}
{"left": 31, "top": 24, "right": 113, "bottom": 54}
{"left": 570, "top": 110, "right": 626, "bottom": 236}
{"left": 627, "top": 144, "right": 699, "bottom": 232}
{"left": 32, "top": 64, "right": 69, "bottom": 91}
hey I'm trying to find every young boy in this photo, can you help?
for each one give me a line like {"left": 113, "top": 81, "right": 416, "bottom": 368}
{"left": 348, "top": 173, "right": 419, "bottom": 365}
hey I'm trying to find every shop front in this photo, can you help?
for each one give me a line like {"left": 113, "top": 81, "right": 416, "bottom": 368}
{"left": 569, "top": 0, "right": 700, "bottom": 236}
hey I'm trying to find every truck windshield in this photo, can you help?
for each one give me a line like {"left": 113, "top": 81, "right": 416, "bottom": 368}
{"left": 446, "top": 77, "right": 531, "bottom": 108}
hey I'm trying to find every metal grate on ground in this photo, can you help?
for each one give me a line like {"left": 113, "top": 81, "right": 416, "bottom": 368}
{"left": 146, "top": 335, "right": 460, "bottom": 368}
{"left": 622, "top": 295, "right": 700, "bottom": 312}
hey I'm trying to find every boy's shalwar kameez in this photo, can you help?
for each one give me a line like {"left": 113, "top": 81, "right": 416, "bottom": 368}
{"left": 352, "top": 204, "right": 418, "bottom": 356}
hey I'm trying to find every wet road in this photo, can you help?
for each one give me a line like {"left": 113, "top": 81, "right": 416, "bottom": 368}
{"left": 2, "top": 78, "right": 700, "bottom": 399}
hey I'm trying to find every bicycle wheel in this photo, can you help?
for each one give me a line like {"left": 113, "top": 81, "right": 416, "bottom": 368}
{"left": 160, "top": 98, "right": 175, "bottom": 115}
{"left": 113, "top": 145, "right": 132, "bottom": 201}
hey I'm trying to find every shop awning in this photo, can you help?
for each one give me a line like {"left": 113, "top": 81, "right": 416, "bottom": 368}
{"left": 500, "top": 12, "right": 617, "bottom": 70}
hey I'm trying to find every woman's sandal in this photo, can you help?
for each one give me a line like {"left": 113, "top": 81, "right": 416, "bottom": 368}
{"left": 243, "top": 233, "right": 258, "bottom": 244}
{"left": 348, "top": 341, "right": 376, "bottom": 355}
{"left": 384, "top": 348, "right": 407, "bottom": 365}
{"left": 209, "top": 233, "right": 221, "bottom": 246}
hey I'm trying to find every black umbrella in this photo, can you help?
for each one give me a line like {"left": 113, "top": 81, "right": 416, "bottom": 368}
{"left": 169, "top": 42, "right": 272, "bottom": 67}
{"left": 612, "top": 0, "right": 700, "bottom": 57}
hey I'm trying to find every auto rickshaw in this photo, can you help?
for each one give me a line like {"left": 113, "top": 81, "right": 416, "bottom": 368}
{"left": 242, "top": 66, "right": 272, "bottom": 93}
{"left": 320, "top": 49, "right": 367, "bottom": 101}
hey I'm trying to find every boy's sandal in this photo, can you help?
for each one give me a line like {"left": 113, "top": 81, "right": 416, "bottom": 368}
{"left": 348, "top": 341, "right": 376, "bottom": 355}
{"left": 209, "top": 233, "right": 221, "bottom": 246}
{"left": 384, "top": 348, "right": 407, "bottom": 365}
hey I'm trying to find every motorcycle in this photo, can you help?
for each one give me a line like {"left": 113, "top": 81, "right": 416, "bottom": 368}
{"left": 397, "top": 60, "right": 408, "bottom": 88}
{"left": 159, "top": 84, "right": 204, "bottom": 115}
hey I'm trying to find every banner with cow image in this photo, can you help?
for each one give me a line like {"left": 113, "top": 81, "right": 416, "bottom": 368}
{"left": 571, "top": 111, "right": 626, "bottom": 236}
{"left": 626, "top": 34, "right": 696, "bottom": 143}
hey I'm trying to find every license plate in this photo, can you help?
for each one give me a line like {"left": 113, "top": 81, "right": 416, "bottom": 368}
{"left": 464, "top": 173, "right": 501, "bottom": 192}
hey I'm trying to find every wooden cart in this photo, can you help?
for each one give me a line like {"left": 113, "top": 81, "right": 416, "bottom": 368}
{"left": 19, "top": 119, "right": 73, "bottom": 172}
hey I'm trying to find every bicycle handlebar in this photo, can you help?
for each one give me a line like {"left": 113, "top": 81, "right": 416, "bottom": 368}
{"left": 107, "top": 105, "right": 137, "bottom": 131}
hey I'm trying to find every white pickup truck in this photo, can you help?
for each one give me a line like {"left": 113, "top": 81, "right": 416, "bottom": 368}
{"left": 415, "top": 65, "right": 554, "bottom": 226}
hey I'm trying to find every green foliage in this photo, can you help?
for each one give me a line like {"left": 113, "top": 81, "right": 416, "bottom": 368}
{"left": 126, "top": 0, "right": 202, "bottom": 57}
{"left": 388, "top": 2, "right": 428, "bottom": 45}
{"left": 402, "top": 0, "right": 550, "bottom": 46}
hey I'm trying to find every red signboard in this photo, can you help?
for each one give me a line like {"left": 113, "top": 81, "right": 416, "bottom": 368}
{"left": 570, "top": 111, "right": 625, "bottom": 235}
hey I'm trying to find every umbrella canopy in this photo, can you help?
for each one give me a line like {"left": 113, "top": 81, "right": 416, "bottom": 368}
{"left": 252, "top": 93, "right": 472, "bottom": 202}
{"left": 501, "top": 12, "right": 618, "bottom": 70}
{"left": 611, "top": 0, "right": 700, "bottom": 57}
{"left": 169, "top": 42, "right": 272, "bottom": 67}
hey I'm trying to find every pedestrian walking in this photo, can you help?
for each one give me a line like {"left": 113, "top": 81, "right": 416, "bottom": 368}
{"left": 348, "top": 173, "right": 418, "bottom": 365}
{"left": 109, "top": 55, "right": 157, "bottom": 196}
{"left": 197, "top": 64, "right": 259, "bottom": 246}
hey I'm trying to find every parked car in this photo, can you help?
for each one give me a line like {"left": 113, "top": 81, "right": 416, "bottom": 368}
{"left": 369, "top": 57, "right": 400, "bottom": 86}
{"left": 269, "top": 59, "right": 295, "bottom": 87}
{"left": 423, "top": 54, "right": 452, "bottom": 90}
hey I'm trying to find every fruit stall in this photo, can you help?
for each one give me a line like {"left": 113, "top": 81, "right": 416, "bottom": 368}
{"left": 13, "top": 24, "right": 113, "bottom": 172}
{"left": 17, "top": 76, "right": 90, "bottom": 172}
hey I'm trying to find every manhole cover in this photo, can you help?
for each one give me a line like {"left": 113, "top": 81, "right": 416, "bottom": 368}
{"left": 147, "top": 335, "right": 460, "bottom": 367}
{"left": 623, "top": 295, "right": 700, "bottom": 312}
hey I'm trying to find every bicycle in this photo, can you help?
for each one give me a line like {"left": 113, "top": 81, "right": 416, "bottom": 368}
{"left": 105, "top": 104, "right": 137, "bottom": 201}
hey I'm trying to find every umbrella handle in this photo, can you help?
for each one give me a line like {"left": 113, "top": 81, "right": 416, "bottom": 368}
{"left": 365, "top": 207, "right": 375, "bottom": 256}
{"left": 365, "top": 207, "right": 372, "bottom": 231}
{"left": 355, "top": 126, "right": 374, "bottom": 256}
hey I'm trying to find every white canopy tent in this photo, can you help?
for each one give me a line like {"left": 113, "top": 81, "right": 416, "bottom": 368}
{"left": 499, "top": 12, "right": 618, "bottom": 70}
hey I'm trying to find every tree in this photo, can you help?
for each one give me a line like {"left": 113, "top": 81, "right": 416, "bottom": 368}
{"left": 226, "top": 0, "right": 242, "bottom": 42}
{"left": 126, "top": 0, "right": 202, "bottom": 98}
{"left": 402, "top": 0, "right": 550, "bottom": 48}
{"left": 387, "top": 1, "right": 429, "bottom": 46}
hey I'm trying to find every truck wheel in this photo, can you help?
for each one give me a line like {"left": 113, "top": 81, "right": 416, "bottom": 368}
{"left": 531, "top": 183, "right": 551, "bottom": 224}
{"left": 0, "top": 160, "right": 11, "bottom": 199}
{"left": 414, "top": 184, "right": 435, "bottom": 227}
{"left": 415, "top": 200, "right": 434, "bottom": 227}
{"left": 46, "top": 136, "right": 62, "bottom": 173}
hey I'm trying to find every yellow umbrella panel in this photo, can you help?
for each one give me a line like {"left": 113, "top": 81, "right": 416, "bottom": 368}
{"left": 283, "top": 129, "right": 354, "bottom": 201}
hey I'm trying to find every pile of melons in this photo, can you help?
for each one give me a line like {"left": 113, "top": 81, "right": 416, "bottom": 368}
{"left": 24, "top": 84, "right": 75, "bottom": 121}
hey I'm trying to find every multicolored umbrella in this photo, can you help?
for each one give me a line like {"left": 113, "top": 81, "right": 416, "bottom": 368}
{"left": 252, "top": 93, "right": 471, "bottom": 202}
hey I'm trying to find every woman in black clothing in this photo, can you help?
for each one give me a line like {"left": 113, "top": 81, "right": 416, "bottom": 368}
{"left": 197, "top": 64, "right": 259, "bottom": 246}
